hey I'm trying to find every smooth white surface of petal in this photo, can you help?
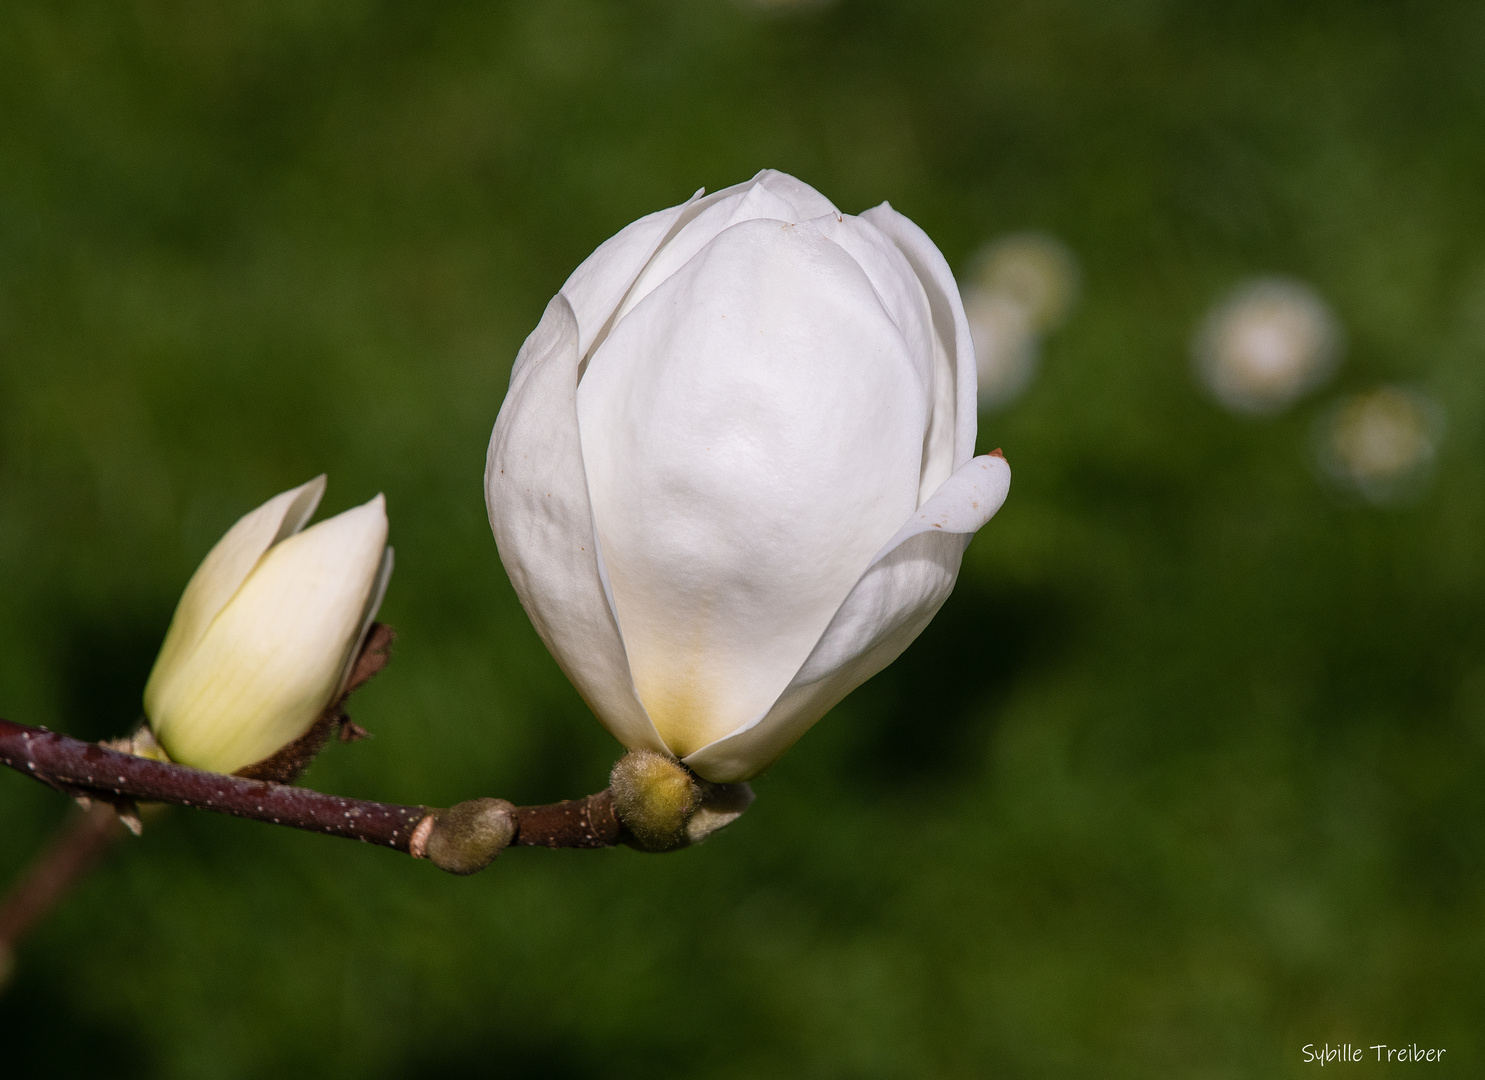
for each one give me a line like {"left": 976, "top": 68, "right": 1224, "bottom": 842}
{"left": 486, "top": 296, "right": 667, "bottom": 756}
{"left": 577, "top": 217, "right": 928, "bottom": 758}
{"left": 751, "top": 169, "right": 841, "bottom": 219}
{"left": 143, "top": 475, "right": 325, "bottom": 719}
{"left": 149, "top": 494, "right": 389, "bottom": 774}
{"left": 683, "top": 531, "right": 960, "bottom": 783}
{"left": 684, "top": 453, "right": 1010, "bottom": 782}
{"left": 610, "top": 171, "right": 835, "bottom": 328}
{"left": 861, "top": 202, "right": 978, "bottom": 495}
{"left": 808, "top": 211, "right": 938, "bottom": 428}
{"left": 558, "top": 190, "right": 704, "bottom": 364}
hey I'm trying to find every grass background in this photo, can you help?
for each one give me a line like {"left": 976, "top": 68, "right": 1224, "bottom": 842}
{"left": 3, "top": 1, "right": 1485, "bottom": 1075}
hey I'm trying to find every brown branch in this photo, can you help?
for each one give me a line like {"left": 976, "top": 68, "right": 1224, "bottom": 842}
{"left": 513, "top": 792, "right": 621, "bottom": 849}
{"left": 0, "top": 624, "right": 652, "bottom": 971}
{"left": 0, "top": 718, "right": 623, "bottom": 858}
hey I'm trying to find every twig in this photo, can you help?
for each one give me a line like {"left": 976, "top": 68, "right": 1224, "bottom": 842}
{"left": 0, "top": 720, "right": 623, "bottom": 970}
{"left": 0, "top": 718, "right": 622, "bottom": 854}
{"left": 0, "top": 618, "right": 630, "bottom": 964}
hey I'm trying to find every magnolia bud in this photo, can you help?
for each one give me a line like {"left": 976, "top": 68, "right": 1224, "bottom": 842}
{"left": 487, "top": 169, "right": 1010, "bottom": 783}
{"left": 144, "top": 476, "right": 393, "bottom": 775}
{"left": 610, "top": 749, "right": 700, "bottom": 851}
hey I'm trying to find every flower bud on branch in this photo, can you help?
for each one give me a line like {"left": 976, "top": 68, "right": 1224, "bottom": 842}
{"left": 410, "top": 799, "right": 516, "bottom": 875}
{"left": 0, "top": 717, "right": 651, "bottom": 859}
{"left": 144, "top": 475, "right": 393, "bottom": 779}
{"left": 488, "top": 169, "right": 1010, "bottom": 785}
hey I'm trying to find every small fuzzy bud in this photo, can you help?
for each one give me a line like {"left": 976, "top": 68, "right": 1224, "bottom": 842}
{"left": 610, "top": 749, "right": 699, "bottom": 852}
{"left": 421, "top": 798, "right": 515, "bottom": 875}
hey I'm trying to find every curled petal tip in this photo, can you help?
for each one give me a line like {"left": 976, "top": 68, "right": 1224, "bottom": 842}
{"left": 990, "top": 447, "right": 1006, "bottom": 460}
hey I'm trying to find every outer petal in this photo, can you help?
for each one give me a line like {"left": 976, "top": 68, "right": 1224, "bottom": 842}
{"left": 149, "top": 494, "right": 389, "bottom": 774}
{"left": 143, "top": 475, "right": 324, "bottom": 718}
{"left": 865, "top": 452, "right": 1014, "bottom": 562}
{"left": 607, "top": 170, "right": 841, "bottom": 331}
{"left": 751, "top": 169, "right": 841, "bottom": 219}
{"left": 684, "top": 453, "right": 1011, "bottom": 782}
{"left": 577, "top": 218, "right": 930, "bottom": 759}
{"left": 808, "top": 211, "right": 939, "bottom": 448}
{"left": 486, "top": 296, "right": 667, "bottom": 756}
{"left": 559, "top": 189, "right": 705, "bottom": 364}
{"left": 861, "top": 202, "right": 979, "bottom": 491}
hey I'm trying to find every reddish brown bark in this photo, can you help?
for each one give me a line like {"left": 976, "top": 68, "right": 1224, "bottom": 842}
{"left": 0, "top": 717, "right": 623, "bottom": 853}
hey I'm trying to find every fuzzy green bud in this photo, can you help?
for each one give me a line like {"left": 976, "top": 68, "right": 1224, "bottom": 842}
{"left": 416, "top": 798, "right": 516, "bottom": 875}
{"left": 610, "top": 749, "right": 700, "bottom": 852}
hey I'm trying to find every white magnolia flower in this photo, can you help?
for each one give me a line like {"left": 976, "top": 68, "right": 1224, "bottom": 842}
{"left": 486, "top": 170, "right": 1010, "bottom": 783}
{"left": 144, "top": 476, "right": 393, "bottom": 775}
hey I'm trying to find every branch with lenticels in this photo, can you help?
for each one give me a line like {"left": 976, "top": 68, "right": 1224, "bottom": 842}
{"left": 0, "top": 623, "right": 752, "bottom": 974}
{"left": 0, "top": 716, "right": 629, "bottom": 978}
{"left": 0, "top": 717, "right": 624, "bottom": 863}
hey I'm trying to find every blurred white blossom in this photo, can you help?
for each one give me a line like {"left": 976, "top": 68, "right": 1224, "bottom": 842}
{"left": 963, "top": 232, "right": 1080, "bottom": 409}
{"left": 1195, "top": 278, "right": 1341, "bottom": 416}
{"left": 963, "top": 288, "right": 1038, "bottom": 409}
{"left": 1315, "top": 386, "right": 1442, "bottom": 504}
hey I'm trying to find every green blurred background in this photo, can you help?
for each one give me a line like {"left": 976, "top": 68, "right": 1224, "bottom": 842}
{"left": 3, "top": 1, "right": 1484, "bottom": 1075}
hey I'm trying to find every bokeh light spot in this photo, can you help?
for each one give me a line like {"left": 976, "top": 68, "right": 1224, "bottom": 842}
{"left": 1194, "top": 278, "right": 1341, "bottom": 416}
{"left": 963, "top": 232, "right": 1080, "bottom": 410}
{"left": 1314, "top": 386, "right": 1443, "bottom": 505}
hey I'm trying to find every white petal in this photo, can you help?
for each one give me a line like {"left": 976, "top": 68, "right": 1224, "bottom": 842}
{"left": 751, "top": 169, "right": 842, "bottom": 219}
{"left": 808, "top": 213, "right": 935, "bottom": 364}
{"left": 808, "top": 211, "right": 939, "bottom": 452}
{"left": 866, "top": 451, "right": 1013, "bottom": 561}
{"left": 577, "top": 217, "right": 929, "bottom": 758}
{"left": 143, "top": 475, "right": 325, "bottom": 719}
{"left": 609, "top": 171, "right": 846, "bottom": 330}
{"left": 861, "top": 202, "right": 979, "bottom": 495}
{"left": 557, "top": 189, "right": 705, "bottom": 364}
{"left": 149, "top": 494, "right": 390, "bottom": 774}
{"left": 610, "top": 177, "right": 803, "bottom": 328}
{"left": 683, "top": 453, "right": 1010, "bottom": 782}
{"left": 486, "top": 296, "right": 668, "bottom": 756}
